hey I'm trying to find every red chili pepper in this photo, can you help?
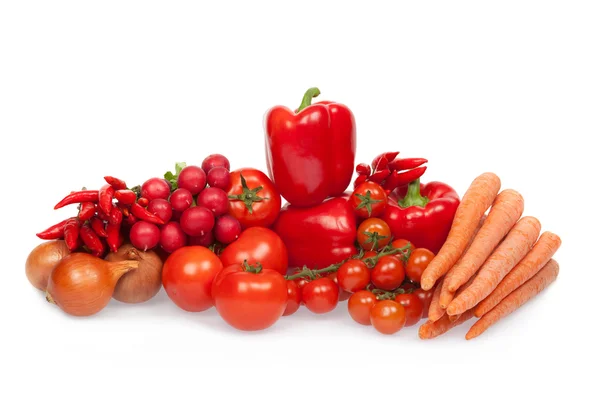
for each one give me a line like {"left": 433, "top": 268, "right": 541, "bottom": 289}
{"left": 108, "top": 207, "right": 123, "bottom": 225}
{"left": 371, "top": 152, "right": 399, "bottom": 172}
{"left": 369, "top": 169, "right": 391, "bottom": 184}
{"left": 80, "top": 224, "right": 105, "bottom": 257}
{"left": 388, "top": 157, "right": 428, "bottom": 171}
{"left": 106, "top": 221, "right": 123, "bottom": 252}
{"left": 95, "top": 204, "right": 110, "bottom": 221}
{"left": 36, "top": 218, "right": 71, "bottom": 240}
{"left": 54, "top": 190, "right": 99, "bottom": 210}
{"left": 78, "top": 202, "right": 96, "bottom": 221}
{"left": 385, "top": 166, "right": 427, "bottom": 189}
{"left": 90, "top": 217, "right": 108, "bottom": 238}
{"left": 356, "top": 163, "right": 371, "bottom": 176}
{"left": 118, "top": 204, "right": 130, "bottom": 217}
{"left": 114, "top": 189, "right": 136, "bottom": 205}
{"left": 123, "top": 213, "right": 138, "bottom": 227}
{"left": 131, "top": 202, "right": 164, "bottom": 225}
{"left": 353, "top": 174, "right": 368, "bottom": 188}
{"left": 63, "top": 218, "right": 81, "bottom": 251}
{"left": 99, "top": 184, "right": 114, "bottom": 215}
{"left": 104, "top": 176, "right": 127, "bottom": 190}
{"left": 137, "top": 197, "right": 149, "bottom": 207}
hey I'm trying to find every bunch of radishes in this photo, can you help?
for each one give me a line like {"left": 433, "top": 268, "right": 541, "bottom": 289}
{"left": 129, "top": 154, "right": 242, "bottom": 253}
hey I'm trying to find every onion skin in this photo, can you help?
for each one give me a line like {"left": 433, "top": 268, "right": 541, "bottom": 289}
{"left": 26, "top": 240, "right": 70, "bottom": 291}
{"left": 46, "top": 253, "right": 138, "bottom": 316}
{"left": 106, "top": 244, "right": 163, "bottom": 304}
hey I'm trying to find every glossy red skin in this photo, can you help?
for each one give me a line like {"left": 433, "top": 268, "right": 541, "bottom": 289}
{"left": 337, "top": 259, "right": 370, "bottom": 293}
{"left": 162, "top": 246, "right": 223, "bottom": 312}
{"left": 383, "top": 181, "right": 460, "bottom": 254}
{"left": 227, "top": 168, "right": 281, "bottom": 229}
{"left": 394, "top": 293, "right": 424, "bottom": 327}
{"left": 350, "top": 182, "right": 388, "bottom": 219}
{"left": 371, "top": 255, "right": 405, "bottom": 291}
{"left": 283, "top": 280, "right": 302, "bottom": 316}
{"left": 348, "top": 290, "right": 378, "bottom": 325}
{"left": 357, "top": 218, "right": 392, "bottom": 251}
{"left": 370, "top": 300, "right": 406, "bottom": 334}
{"left": 273, "top": 197, "right": 357, "bottom": 269}
{"left": 406, "top": 248, "right": 435, "bottom": 283}
{"left": 326, "top": 273, "right": 350, "bottom": 301}
{"left": 219, "top": 227, "right": 288, "bottom": 275}
{"left": 302, "top": 278, "right": 339, "bottom": 314}
{"left": 265, "top": 100, "right": 356, "bottom": 207}
{"left": 414, "top": 288, "right": 434, "bottom": 318}
{"left": 212, "top": 264, "right": 288, "bottom": 331}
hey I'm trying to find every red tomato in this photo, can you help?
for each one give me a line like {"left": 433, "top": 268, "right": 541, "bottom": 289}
{"left": 347, "top": 290, "right": 378, "bottom": 325}
{"left": 414, "top": 287, "right": 434, "bottom": 318}
{"left": 294, "top": 277, "right": 310, "bottom": 304}
{"left": 371, "top": 255, "right": 405, "bottom": 290}
{"left": 337, "top": 259, "right": 370, "bottom": 293}
{"left": 219, "top": 227, "right": 288, "bottom": 275}
{"left": 406, "top": 248, "right": 435, "bottom": 283}
{"left": 370, "top": 300, "right": 406, "bottom": 335}
{"left": 302, "top": 278, "right": 339, "bottom": 314}
{"left": 212, "top": 263, "right": 288, "bottom": 331}
{"left": 390, "top": 238, "right": 415, "bottom": 262}
{"left": 227, "top": 168, "right": 281, "bottom": 229}
{"left": 351, "top": 182, "right": 388, "bottom": 218}
{"left": 394, "top": 293, "right": 424, "bottom": 327}
{"left": 357, "top": 218, "right": 392, "bottom": 251}
{"left": 326, "top": 272, "right": 350, "bottom": 301}
{"left": 162, "top": 246, "right": 223, "bottom": 312}
{"left": 283, "top": 280, "right": 302, "bottom": 316}
{"left": 361, "top": 250, "right": 378, "bottom": 261}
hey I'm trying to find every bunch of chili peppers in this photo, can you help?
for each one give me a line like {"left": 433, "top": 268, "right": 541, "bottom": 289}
{"left": 354, "top": 151, "right": 428, "bottom": 193}
{"left": 36, "top": 176, "right": 164, "bottom": 257}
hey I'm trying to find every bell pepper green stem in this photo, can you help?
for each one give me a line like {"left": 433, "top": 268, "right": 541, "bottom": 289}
{"left": 398, "top": 179, "right": 429, "bottom": 208}
{"left": 297, "top": 87, "right": 321, "bottom": 112}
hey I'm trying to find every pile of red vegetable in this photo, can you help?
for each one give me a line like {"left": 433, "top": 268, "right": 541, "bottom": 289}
{"left": 26, "top": 87, "right": 560, "bottom": 339}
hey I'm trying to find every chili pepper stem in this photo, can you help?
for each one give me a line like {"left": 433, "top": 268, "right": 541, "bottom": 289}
{"left": 297, "top": 87, "right": 321, "bottom": 113}
{"left": 398, "top": 179, "right": 429, "bottom": 208}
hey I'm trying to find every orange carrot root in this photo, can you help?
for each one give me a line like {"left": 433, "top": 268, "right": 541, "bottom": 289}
{"left": 428, "top": 282, "right": 445, "bottom": 322}
{"left": 419, "top": 309, "right": 474, "bottom": 340}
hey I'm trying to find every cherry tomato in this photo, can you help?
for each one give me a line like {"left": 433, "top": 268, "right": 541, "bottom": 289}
{"left": 326, "top": 272, "right": 350, "bottom": 301}
{"left": 283, "top": 280, "right": 302, "bottom": 316}
{"left": 347, "top": 290, "right": 378, "bottom": 325}
{"left": 293, "top": 277, "right": 310, "bottom": 304}
{"left": 227, "top": 168, "right": 281, "bottom": 229}
{"left": 371, "top": 255, "right": 405, "bottom": 290}
{"left": 162, "top": 246, "right": 223, "bottom": 312}
{"left": 302, "top": 278, "right": 339, "bottom": 314}
{"left": 357, "top": 218, "right": 391, "bottom": 251}
{"left": 390, "top": 238, "right": 415, "bottom": 262}
{"left": 337, "top": 259, "right": 370, "bottom": 293}
{"left": 351, "top": 181, "right": 388, "bottom": 218}
{"left": 370, "top": 300, "right": 406, "bottom": 334}
{"left": 219, "top": 227, "right": 288, "bottom": 275}
{"left": 361, "top": 250, "right": 378, "bottom": 261}
{"left": 414, "top": 287, "right": 434, "bottom": 318}
{"left": 394, "top": 293, "right": 424, "bottom": 327}
{"left": 406, "top": 248, "right": 435, "bottom": 283}
{"left": 212, "top": 263, "right": 288, "bottom": 331}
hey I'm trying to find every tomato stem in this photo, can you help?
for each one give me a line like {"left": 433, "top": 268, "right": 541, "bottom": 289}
{"left": 228, "top": 173, "right": 264, "bottom": 214}
{"left": 242, "top": 260, "right": 263, "bottom": 274}
{"left": 353, "top": 190, "right": 382, "bottom": 217}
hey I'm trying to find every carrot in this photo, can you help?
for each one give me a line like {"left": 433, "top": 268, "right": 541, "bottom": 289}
{"left": 446, "top": 275, "right": 477, "bottom": 322}
{"left": 465, "top": 259, "right": 559, "bottom": 340}
{"left": 428, "top": 282, "right": 445, "bottom": 322}
{"left": 445, "top": 189, "right": 524, "bottom": 292}
{"left": 420, "top": 172, "right": 501, "bottom": 291}
{"left": 419, "top": 309, "right": 474, "bottom": 339}
{"left": 447, "top": 216, "right": 541, "bottom": 316}
{"left": 448, "top": 314, "right": 460, "bottom": 322}
{"left": 474, "top": 231, "right": 561, "bottom": 317}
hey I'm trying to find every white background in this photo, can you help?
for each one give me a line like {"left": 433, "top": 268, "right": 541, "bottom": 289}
{"left": 1, "top": 1, "right": 598, "bottom": 399}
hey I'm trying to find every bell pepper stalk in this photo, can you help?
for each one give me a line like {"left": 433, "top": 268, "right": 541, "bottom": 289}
{"left": 264, "top": 87, "right": 356, "bottom": 207}
{"left": 383, "top": 179, "right": 460, "bottom": 254}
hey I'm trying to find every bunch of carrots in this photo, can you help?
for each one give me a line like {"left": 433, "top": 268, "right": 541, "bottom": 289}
{"left": 418, "top": 172, "right": 561, "bottom": 340}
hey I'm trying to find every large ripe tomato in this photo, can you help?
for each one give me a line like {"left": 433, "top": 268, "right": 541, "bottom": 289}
{"left": 162, "top": 246, "right": 223, "bottom": 312}
{"left": 390, "top": 238, "right": 414, "bottom": 262}
{"left": 283, "top": 280, "right": 302, "bottom": 316}
{"left": 357, "top": 218, "right": 391, "bottom": 251}
{"left": 394, "top": 293, "right": 424, "bottom": 327}
{"left": 414, "top": 288, "right": 434, "bottom": 318}
{"left": 302, "top": 277, "right": 339, "bottom": 314}
{"left": 406, "top": 248, "right": 435, "bottom": 283}
{"left": 371, "top": 255, "right": 405, "bottom": 291}
{"left": 227, "top": 168, "right": 281, "bottom": 229}
{"left": 219, "top": 227, "right": 288, "bottom": 275}
{"left": 351, "top": 181, "right": 388, "bottom": 218}
{"left": 337, "top": 259, "right": 370, "bottom": 293}
{"left": 212, "top": 262, "right": 288, "bottom": 331}
{"left": 370, "top": 300, "right": 406, "bottom": 334}
{"left": 347, "top": 290, "right": 378, "bottom": 325}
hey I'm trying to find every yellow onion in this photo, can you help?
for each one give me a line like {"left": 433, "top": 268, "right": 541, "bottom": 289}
{"left": 25, "top": 240, "right": 70, "bottom": 291}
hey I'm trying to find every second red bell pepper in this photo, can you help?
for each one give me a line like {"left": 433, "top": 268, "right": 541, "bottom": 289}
{"left": 264, "top": 87, "right": 356, "bottom": 207}
{"left": 273, "top": 197, "right": 357, "bottom": 269}
{"left": 383, "top": 179, "right": 460, "bottom": 254}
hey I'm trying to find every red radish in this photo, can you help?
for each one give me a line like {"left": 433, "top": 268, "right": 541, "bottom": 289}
{"left": 160, "top": 222, "right": 188, "bottom": 253}
{"left": 170, "top": 188, "right": 193, "bottom": 212}
{"left": 180, "top": 207, "right": 215, "bottom": 236}
{"left": 177, "top": 166, "right": 206, "bottom": 195}
{"left": 202, "top": 154, "right": 230, "bottom": 173}
{"left": 189, "top": 230, "right": 214, "bottom": 247}
{"left": 207, "top": 166, "right": 231, "bottom": 190}
{"left": 130, "top": 221, "right": 161, "bottom": 251}
{"left": 197, "top": 187, "right": 229, "bottom": 216}
{"left": 141, "top": 178, "right": 171, "bottom": 200}
{"left": 148, "top": 198, "right": 173, "bottom": 223}
{"left": 214, "top": 215, "right": 242, "bottom": 244}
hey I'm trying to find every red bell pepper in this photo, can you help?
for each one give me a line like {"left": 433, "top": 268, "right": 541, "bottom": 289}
{"left": 264, "top": 87, "right": 356, "bottom": 207}
{"left": 383, "top": 179, "right": 460, "bottom": 254}
{"left": 273, "top": 197, "right": 357, "bottom": 269}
